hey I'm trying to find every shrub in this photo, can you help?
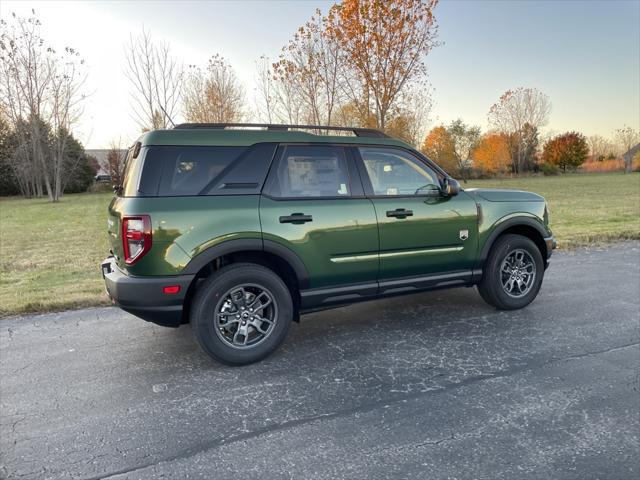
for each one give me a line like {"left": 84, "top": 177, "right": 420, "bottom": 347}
{"left": 87, "top": 182, "right": 114, "bottom": 193}
{"left": 540, "top": 162, "right": 559, "bottom": 176}
{"left": 542, "top": 132, "right": 589, "bottom": 172}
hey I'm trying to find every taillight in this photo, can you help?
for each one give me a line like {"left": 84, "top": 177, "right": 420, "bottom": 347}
{"left": 122, "top": 215, "right": 152, "bottom": 265}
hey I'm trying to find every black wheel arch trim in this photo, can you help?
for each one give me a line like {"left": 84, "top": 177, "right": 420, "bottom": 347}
{"left": 479, "top": 216, "right": 551, "bottom": 265}
{"left": 182, "top": 238, "right": 310, "bottom": 289}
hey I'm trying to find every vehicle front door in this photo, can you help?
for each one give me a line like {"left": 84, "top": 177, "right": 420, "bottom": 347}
{"left": 354, "top": 146, "right": 478, "bottom": 284}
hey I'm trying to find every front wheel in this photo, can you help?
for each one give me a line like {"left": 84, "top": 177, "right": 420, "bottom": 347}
{"left": 477, "top": 234, "right": 544, "bottom": 310}
{"left": 190, "top": 263, "right": 293, "bottom": 365}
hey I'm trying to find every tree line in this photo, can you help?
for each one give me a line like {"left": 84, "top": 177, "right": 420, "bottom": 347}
{"left": 122, "top": 0, "right": 638, "bottom": 179}
{"left": 421, "top": 100, "right": 639, "bottom": 180}
{"left": 0, "top": 12, "right": 98, "bottom": 200}
{"left": 126, "top": 0, "right": 438, "bottom": 146}
{"left": 2, "top": 1, "right": 638, "bottom": 200}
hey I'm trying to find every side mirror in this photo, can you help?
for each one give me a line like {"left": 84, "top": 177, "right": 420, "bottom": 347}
{"left": 443, "top": 178, "right": 460, "bottom": 197}
{"left": 415, "top": 184, "right": 442, "bottom": 197}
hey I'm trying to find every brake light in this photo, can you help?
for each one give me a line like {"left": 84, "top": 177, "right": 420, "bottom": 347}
{"left": 122, "top": 215, "right": 152, "bottom": 265}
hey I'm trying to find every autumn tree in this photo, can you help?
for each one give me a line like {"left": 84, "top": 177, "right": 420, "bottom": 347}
{"left": 1, "top": 11, "right": 86, "bottom": 201}
{"left": 588, "top": 134, "right": 617, "bottom": 161}
{"left": 183, "top": 55, "right": 245, "bottom": 123}
{"left": 106, "top": 140, "right": 127, "bottom": 186}
{"left": 325, "top": 0, "right": 439, "bottom": 130}
{"left": 48, "top": 51, "right": 86, "bottom": 200}
{"left": 254, "top": 56, "right": 276, "bottom": 123}
{"left": 488, "top": 87, "right": 551, "bottom": 174}
{"left": 420, "top": 126, "right": 457, "bottom": 174}
{"left": 615, "top": 126, "right": 639, "bottom": 173}
{"left": 472, "top": 133, "right": 511, "bottom": 176}
{"left": 125, "top": 29, "right": 182, "bottom": 130}
{"left": 446, "top": 119, "right": 480, "bottom": 181}
{"left": 272, "top": 10, "right": 343, "bottom": 126}
{"left": 509, "top": 123, "right": 539, "bottom": 172}
{"left": 542, "top": 132, "right": 589, "bottom": 173}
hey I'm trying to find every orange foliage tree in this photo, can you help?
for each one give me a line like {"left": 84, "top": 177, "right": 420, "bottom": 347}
{"left": 472, "top": 133, "right": 511, "bottom": 176}
{"left": 420, "top": 126, "right": 457, "bottom": 174}
{"left": 325, "top": 0, "right": 439, "bottom": 130}
{"left": 272, "top": 10, "right": 343, "bottom": 126}
{"left": 542, "top": 132, "right": 589, "bottom": 172}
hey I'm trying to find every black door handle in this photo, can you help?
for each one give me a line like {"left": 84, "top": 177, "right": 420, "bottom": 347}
{"left": 386, "top": 208, "right": 413, "bottom": 219}
{"left": 279, "top": 213, "right": 313, "bottom": 224}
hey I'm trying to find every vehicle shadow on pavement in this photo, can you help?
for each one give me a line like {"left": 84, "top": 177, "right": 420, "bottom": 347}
{"left": 163, "top": 285, "right": 531, "bottom": 374}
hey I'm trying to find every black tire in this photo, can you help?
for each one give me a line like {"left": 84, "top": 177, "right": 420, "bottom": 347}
{"left": 190, "top": 263, "right": 293, "bottom": 365}
{"left": 477, "top": 234, "right": 544, "bottom": 310}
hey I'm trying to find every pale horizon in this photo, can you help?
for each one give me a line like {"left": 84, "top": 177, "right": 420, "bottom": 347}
{"left": 1, "top": 0, "right": 638, "bottom": 149}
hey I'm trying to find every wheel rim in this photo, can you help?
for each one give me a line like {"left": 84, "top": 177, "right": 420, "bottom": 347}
{"left": 500, "top": 248, "right": 536, "bottom": 298}
{"left": 213, "top": 284, "right": 278, "bottom": 349}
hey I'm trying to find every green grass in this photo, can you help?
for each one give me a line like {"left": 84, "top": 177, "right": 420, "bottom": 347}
{"left": 466, "top": 173, "right": 640, "bottom": 248}
{"left": 0, "top": 173, "right": 638, "bottom": 317}
{"left": 0, "top": 192, "right": 113, "bottom": 317}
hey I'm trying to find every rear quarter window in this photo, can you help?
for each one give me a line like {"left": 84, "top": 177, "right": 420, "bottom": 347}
{"left": 131, "top": 144, "right": 277, "bottom": 197}
{"left": 121, "top": 148, "right": 142, "bottom": 197}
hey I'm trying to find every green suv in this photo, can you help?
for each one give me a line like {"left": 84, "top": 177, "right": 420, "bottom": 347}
{"left": 102, "top": 123, "right": 555, "bottom": 365}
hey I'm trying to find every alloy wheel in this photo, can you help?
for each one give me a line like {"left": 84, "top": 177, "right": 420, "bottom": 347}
{"left": 214, "top": 284, "right": 278, "bottom": 349}
{"left": 500, "top": 248, "right": 537, "bottom": 298}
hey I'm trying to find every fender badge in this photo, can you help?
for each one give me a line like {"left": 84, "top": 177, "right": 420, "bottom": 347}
{"left": 459, "top": 229, "right": 469, "bottom": 241}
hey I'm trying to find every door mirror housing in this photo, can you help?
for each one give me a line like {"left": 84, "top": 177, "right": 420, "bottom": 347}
{"left": 442, "top": 178, "right": 460, "bottom": 197}
{"left": 415, "top": 183, "right": 442, "bottom": 197}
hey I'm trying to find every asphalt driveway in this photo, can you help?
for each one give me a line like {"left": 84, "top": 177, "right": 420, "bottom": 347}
{"left": 1, "top": 242, "right": 639, "bottom": 479}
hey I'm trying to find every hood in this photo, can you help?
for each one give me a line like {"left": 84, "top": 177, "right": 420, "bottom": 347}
{"left": 465, "top": 188, "right": 544, "bottom": 203}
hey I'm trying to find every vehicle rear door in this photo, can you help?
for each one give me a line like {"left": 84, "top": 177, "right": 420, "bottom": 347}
{"left": 260, "top": 144, "right": 379, "bottom": 296}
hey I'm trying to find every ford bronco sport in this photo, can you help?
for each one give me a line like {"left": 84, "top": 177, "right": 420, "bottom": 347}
{"left": 102, "top": 123, "right": 555, "bottom": 365}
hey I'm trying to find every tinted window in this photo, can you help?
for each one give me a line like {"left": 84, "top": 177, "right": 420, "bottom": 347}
{"left": 266, "top": 145, "right": 351, "bottom": 198}
{"left": 133, "top": 144, "right": 277, "bottom": 197}
{"left": 121, "top": 148, "right": 141, "bottom": 197}
{"left": 358, "top": 147, "right": 440, "bottom": 196}
{"left": 157, "top": 146, "right": 247, "bottom": 196}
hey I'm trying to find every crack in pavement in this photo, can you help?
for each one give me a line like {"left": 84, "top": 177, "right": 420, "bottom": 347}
{"left": 87, "top": 340, "right": 640, "bottom": 480}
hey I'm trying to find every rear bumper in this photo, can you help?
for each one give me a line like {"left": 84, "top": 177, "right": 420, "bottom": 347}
{"left": 101, "top": 257, "right": 194, "bottom": 328}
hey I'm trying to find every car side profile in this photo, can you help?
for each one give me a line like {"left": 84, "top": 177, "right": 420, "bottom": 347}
{"left": 102, "top": 123, "right": 555, "bottom": 365}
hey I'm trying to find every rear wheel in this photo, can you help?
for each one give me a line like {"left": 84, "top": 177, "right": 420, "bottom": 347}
{"left": 477, "top": 234, "right": 544, "bottom": 310}
{"left": 190, "top": 263, "right": 293, "bottom": 365}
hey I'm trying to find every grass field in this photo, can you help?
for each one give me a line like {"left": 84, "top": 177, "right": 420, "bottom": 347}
{"left": 1, "top": 173, "right": 639, "bottom": 317}
{"left": 1, "top": 192, "right": 113, "bottom": 317}
{"left": 466, "top": 173, "right": 640, "bottom": 247}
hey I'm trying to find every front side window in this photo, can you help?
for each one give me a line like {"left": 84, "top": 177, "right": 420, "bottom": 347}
{"left": 358, "top": 147, "right": 440, "bottom": 196}
{"left": 266, "top": 145, "right": 351, "bottom": 198}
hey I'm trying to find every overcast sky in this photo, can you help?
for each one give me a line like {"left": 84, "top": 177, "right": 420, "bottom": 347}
{"left": 2, "top": 0, "right": 638, "bottom": 148}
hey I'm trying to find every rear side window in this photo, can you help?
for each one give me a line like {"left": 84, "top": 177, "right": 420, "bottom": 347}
{"left": 265, "top": 145, "right": 351, "bottom": 198}
{"left": 133, "top": 144, "right": 277, "bottom": 197}
{"left": 158, "top": 146, "right": 246, "bottom": 196}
